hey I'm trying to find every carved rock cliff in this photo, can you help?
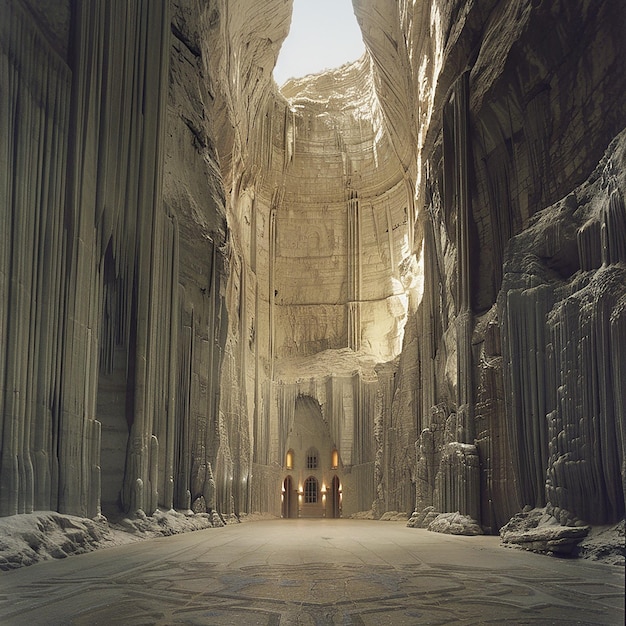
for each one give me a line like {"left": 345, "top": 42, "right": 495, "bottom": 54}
{"left": 0, "top": 0, "right": 624, "bottom": 551}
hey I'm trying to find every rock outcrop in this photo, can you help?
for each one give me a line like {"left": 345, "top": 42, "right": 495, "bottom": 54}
{"left": 500, "top": 507, "right": 590, "bottom": 556}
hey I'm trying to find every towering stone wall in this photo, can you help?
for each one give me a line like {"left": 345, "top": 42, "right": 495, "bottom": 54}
{"left": 381, "top": 0, "right": 626, "bottom": 530}
{"left": 0, "top": 0, "right": 175, "bottom": 517}
{"left": 0, "top": 0, "right": 237, "bottom": 520}
{"left": 2, "top": 0, "right": 624, "bottom": 533}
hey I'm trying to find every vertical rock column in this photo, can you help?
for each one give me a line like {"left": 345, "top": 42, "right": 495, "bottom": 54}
{"left": 62, "top": 0, "right": 171, "bottom": 516}
{"left": 120, "top": 0, "right": 170, "bottom": 515}
{"left": 611, "top": 298, "right": 626, "bottom": 502}
{"left": 438, "top": 71, "right": 480, "bottom": 522}
{"left": 268, "top": 205, "right": 278, "bottom": 380}
{"left": 452, "top": 71, "right": 474, "bottom": 444}
{"left": 502, "top": 284, "right": 553, "bottom": 510}
{"left": 474, "top": 318, "right": 522, "bottom": 531}
{"left": 0, "top": 0, "right": 71, "bottom": 516}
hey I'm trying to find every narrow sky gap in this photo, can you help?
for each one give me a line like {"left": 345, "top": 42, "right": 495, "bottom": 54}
{"left": 274, "top": 0, "right": 366, "bottom": 86}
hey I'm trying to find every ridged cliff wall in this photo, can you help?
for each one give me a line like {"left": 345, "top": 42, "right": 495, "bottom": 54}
{"left": 0, "top": 0, "right": 238, "bottom": 519}
{"left": 391, "top": 0, "right": 626, "bottom": 530}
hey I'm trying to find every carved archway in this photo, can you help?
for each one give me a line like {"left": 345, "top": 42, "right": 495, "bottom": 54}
{"left": 282, "top": 475, "right": 297, "bottom": 518}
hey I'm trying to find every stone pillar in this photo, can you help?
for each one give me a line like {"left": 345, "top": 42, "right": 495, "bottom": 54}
{"left": 434, "top": 71, "right": 480, "bottom": 521}
{"left": 452, "top": 71, "right": 474, "bottom": 444}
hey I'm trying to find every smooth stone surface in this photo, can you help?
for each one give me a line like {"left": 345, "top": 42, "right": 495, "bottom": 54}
{"left": 0, "top": 520, "right": 623, "bottom": 625}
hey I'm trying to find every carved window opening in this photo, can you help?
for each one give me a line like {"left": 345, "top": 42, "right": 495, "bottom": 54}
{"left": 331, "top": 448, "right": 339, "bottom": 469}
{"left": 306, "top": 448, "right": 318, "bottom": 469}
{"left": 286, "top": 449, "right": 294, "bottom": 470}
{"left": 304, "top": 476, "right": 318, "bottom": 504}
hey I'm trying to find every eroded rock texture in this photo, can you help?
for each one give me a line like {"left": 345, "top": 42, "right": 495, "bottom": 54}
{"left": 502, "top": 137, "right": 626, "bottom": 527}
{"left": 409, "top": 0, "right": 626, "bottom": 533}
{"left": 1, "top": 0, "right": 624, "bottom": 544}
{"left": 1, "top": 0, "right": 174, "bottom": 518}
{"left": 0, "top": 0, "right": 234, "bottom": 519}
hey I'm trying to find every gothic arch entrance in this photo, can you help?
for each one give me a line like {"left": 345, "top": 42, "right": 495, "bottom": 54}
{"left": 282, "top": 395, "right": 343, "bottom": 518}
{"left": 282, "top": 475, "right": 297, "bottom": 518}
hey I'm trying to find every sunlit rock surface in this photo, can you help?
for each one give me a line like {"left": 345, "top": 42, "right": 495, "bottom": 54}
{"left": 0, "top": 0, "right": 624, "bottom": 568}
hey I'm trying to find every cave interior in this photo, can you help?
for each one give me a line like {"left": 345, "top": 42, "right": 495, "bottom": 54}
{"left": 0, "top": 0, "right": 625, "bottom": 555}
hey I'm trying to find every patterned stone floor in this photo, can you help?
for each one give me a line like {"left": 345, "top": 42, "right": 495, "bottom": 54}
{"left": 0, "top": 519, "right": 623, "bottom": 625}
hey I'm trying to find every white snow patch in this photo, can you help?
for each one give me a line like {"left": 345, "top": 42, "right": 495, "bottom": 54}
{"left": 0, "top": 509, "right": 241, "bottom": 571}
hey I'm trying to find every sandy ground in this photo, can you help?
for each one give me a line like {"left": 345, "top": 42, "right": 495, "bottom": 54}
{"left": 0, "top": 518, "right": 623, "bottom": 625}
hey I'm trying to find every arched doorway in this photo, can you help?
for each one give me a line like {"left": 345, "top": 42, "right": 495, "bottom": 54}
{"left": 282, "top": 395, "right": 343, "bottom": 518}
{"left": 282, "top": 475, "right": 297, "bottom": 518}
{"left": 301, "top": 475, "right": 323, "bottom": 518}
{"left": 331, "top": 475, "right": 341, "bottom": 518}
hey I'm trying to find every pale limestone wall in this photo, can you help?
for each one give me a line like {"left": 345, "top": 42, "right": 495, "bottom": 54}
{"left": 0, "top": 0, "right": 242, "bottom": 520}
{"left": 0, "top": 0, "right": 175, "bottom": 517}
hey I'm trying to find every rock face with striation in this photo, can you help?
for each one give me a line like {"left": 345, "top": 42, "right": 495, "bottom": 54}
{"left": 0, "top": 0, "right": 624, "bottom": 559}
{"left": 1, "top": 0, "right": 174, "bottom": 518}
{"left": 396, "top": 0, "right": 626, "bottom": 535}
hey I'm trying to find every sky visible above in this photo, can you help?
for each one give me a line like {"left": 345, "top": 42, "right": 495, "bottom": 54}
{"left": 273, "top": 0, "right": 366, "bottom": 86}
